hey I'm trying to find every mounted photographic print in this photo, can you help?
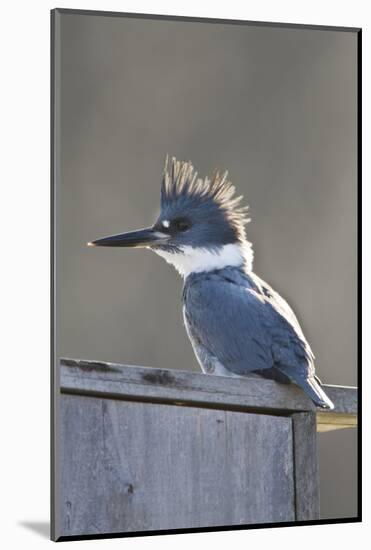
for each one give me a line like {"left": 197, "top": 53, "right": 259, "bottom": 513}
{"left": 51, "top": 8, "right": 360, "bottom": 541}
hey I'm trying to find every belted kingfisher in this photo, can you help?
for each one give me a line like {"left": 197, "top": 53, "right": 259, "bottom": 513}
{"left": 88, "top": 156, "right": 334, "bottom": 409}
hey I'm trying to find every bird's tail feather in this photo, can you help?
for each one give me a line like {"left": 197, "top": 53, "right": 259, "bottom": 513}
{"left": 301, "top": 377, "right": 334, "bottom": 410}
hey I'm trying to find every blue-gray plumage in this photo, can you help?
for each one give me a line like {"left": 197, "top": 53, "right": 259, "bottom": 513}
{"left": 89, "top": 156, "right": 334, "bottom": 410}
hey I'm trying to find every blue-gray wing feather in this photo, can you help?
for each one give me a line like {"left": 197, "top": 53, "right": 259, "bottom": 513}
{"left": 183, "top": 269, "right": 314, "bottom": 378}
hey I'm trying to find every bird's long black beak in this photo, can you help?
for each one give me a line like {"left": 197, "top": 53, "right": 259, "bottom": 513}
{"left": 87, "top": 227, "right": 169, "bottom": 248}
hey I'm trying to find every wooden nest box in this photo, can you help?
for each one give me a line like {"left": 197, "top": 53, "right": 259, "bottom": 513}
{"left": 55, "top": 358, "right": 357, "bottom": 539}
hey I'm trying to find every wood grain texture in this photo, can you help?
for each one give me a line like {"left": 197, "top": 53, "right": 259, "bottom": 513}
{"left": 60, "top": 358, "right": 357, "bottom": 431}
{"left": 292, "top": 412, "right": 319, "bottom": 520}
{"left": 58, "top": 357, "right": 357, "bottom": 537}
{"left": 60, "top": 394, "right": 295, "bottom": 536}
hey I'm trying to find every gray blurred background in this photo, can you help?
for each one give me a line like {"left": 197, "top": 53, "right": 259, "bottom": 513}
{"left": 56, "top": 12, "right": 357, "bottom": 520}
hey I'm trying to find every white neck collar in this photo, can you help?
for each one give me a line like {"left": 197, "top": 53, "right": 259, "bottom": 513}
{"left": 153, "top": 242, "right": 253, "bottom": 278}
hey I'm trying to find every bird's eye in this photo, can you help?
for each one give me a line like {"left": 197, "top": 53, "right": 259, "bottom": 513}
{"left": 173, "top": 218, "right": 191, "bottom": 232}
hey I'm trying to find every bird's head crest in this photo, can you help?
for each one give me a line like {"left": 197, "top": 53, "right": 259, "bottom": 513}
{"left": 160, "top": 156, "right": 250, "bottom": 243}
{"left": 88, "top": 155, "right": 253, "bottom": 275}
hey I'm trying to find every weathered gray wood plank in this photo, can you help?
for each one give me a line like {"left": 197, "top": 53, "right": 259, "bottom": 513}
{"left": 60, "top": 358, "right": 357, "bottom": 431}
{"left": 60, "top": 394, "right": 295, "bottom": 536}
{"left": 292, "top": 412, "right": 319, "bottom": 520}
